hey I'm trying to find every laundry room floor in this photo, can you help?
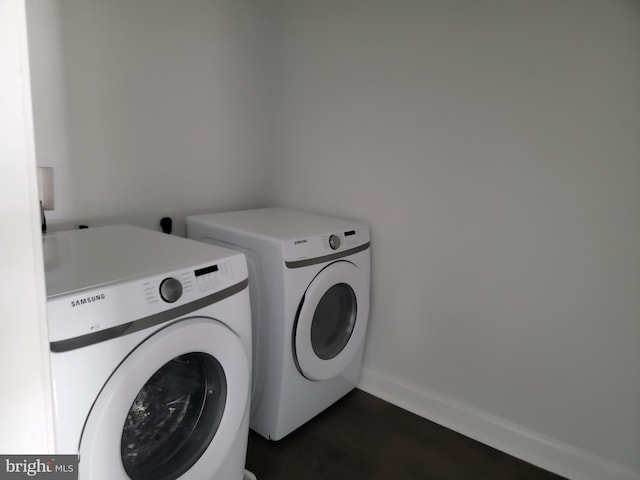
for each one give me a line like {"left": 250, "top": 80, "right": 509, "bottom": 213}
{"left": 245, "top": 389, "right": 566, "bottom": 480}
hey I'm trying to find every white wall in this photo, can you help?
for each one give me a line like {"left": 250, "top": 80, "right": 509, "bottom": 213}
{"left": 272, "top": 1, "right": 640, "bottom": 479}
{"left": 0, "top": 0, "right": 54, "bottom": 452}
{"left": 26, "top": 0, "right": 274, "bottom": 235}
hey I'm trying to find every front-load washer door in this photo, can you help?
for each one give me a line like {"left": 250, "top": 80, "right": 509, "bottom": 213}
{"left": 79, "top": 317, "right": 249, "bottom": 480}
{"left": 294, "top": 261, "right": 369, "bottom": 381}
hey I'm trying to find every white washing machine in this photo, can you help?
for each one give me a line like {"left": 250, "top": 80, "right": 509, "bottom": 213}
{"left": 44, "top": 225, "right": 252, "bottom": 480}
{"left": 187, "top": 208, "right": 370, "bottom": 440}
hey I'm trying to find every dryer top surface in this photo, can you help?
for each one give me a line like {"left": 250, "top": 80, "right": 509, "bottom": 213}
{"left": 188, "top": 208, "right": 368, "bottom": 242}
{"left": 44, "top": 224, "right": 243, "bottom": 298}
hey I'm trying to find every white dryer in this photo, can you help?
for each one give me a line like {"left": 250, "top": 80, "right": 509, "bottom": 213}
{"left": 44, "top": 225, "right": 252, "bottom": 480}
{"left": 187, "top": 208, "right": 370, "bottom": 440}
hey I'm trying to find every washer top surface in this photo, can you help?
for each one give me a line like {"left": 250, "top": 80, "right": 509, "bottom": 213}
{"left": 188, "top": 208, "right": 367, "bottom": 242}
{"left": 44, "top": 224, "right": 240, "bottom": 298}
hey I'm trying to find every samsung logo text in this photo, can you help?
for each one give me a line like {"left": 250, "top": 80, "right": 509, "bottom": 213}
{"left": 71, "top": 294, "right": 106, "bottom": 308}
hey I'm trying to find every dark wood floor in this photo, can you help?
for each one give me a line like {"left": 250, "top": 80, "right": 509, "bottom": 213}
{"left": 246, "top": 389, "right": 565, "bottom": 480}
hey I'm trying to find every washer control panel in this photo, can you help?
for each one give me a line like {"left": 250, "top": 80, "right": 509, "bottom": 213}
{"left": 47, "top": 253, "right": 248, "bottom": 344}
{"left": 144, "top": 256, "right": 243, "bottom": 305}
{"left": 193, "top": 257, "right": 240, "bottom": 292}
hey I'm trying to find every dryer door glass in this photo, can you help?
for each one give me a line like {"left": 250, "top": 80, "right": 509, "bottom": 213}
{"left": 295, "top": 260, "right": 369, "bottom": 381}
{"left": 121, "top": 352, "right": 227, "bottom": 480}
{"left": 311, "top": 283, "right": 357, "bottom": 360}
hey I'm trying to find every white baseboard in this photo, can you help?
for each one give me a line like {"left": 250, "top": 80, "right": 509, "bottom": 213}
{"left": 358, "top": 368, "right": 639, "bottom": 480}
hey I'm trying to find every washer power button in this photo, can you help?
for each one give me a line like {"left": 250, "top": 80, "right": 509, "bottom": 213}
{"left": 159, "top": 277, "right": 183, "bottom": 303}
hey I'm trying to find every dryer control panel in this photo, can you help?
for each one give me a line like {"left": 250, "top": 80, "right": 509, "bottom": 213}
{"left": 283, "top": 225, "right": 370, "bottom": 263}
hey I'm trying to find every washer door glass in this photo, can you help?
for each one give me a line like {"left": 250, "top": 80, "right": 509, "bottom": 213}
{"left": 311, "top": 283, "right": 357, "bottom": 360}
{"left": 78, "top": 317, "right": 250, "bottom": 480}
{"left": 121, "top": 352, "right": 226, "bottom": 480}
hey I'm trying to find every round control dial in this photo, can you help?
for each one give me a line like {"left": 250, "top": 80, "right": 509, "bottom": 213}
{"left": 159, "top": 277, "right": 183, "bottom": 303}
{"left": 329, "top": 234, "right": 341, "bottom": 250}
